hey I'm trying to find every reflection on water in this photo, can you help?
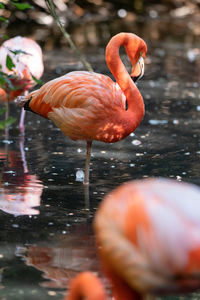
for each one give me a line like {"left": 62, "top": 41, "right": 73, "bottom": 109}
{"left": 0, "top": 19, "right": 200, "bottom": 300}
{"left": 0, "top": 137, "right": 43, "bottom": 216}
{"left": 16, "top": 224, "right": 100, "bottom": 290}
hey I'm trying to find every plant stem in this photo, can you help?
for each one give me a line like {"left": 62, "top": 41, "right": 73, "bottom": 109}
{"left": 45, "top": 0, "right": 93, "bottom": 72}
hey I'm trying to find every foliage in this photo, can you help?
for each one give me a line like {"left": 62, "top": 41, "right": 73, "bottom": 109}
{"left": 31, "top": 74, "right": 44, "bottom": 86}
{"left": 11, "top": 1, "right": 32, "bottom": 11}
{"left": 0, "top": 70, "right": 15, "bottom": 90}
{"left": 45, "top": 0, "right": 93, "bottom": 72}
{"left": 6, "top": 54, "right": 15, "bottom": 71}
{"left": 0, "top": 115, "right": 15, "bottom": 129}
{"left": 0, "top": 0, "right": 32, "bottom": 24}
{"left": 0, "top": 107, "right": 16, "bottom": 130}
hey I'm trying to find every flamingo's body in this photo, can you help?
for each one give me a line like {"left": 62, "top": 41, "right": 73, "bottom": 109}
{"left": 17, "top": 32, "right": 147, "bottom": 183}
{"left": 65, "top": 178, "right": 200, "bottom": 300}
{"left": 0, "top": 36, "right": 44, "bottom": 129}
{"left": 24, "top": 71, "right": 141, "bottom": 143}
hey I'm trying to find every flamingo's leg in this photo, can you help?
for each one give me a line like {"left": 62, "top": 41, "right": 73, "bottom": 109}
{"left": 19, "top": 108, "right": 26, "bottom": 132}
{"left": 84, "top": 140, "right": 92, "bottom": 185}
{"left": 19, "top": 90, "right": 28, "bottom": 132}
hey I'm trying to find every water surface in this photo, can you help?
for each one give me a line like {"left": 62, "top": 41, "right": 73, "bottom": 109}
{"left": 0, "top": 24, "right": 200, "bottom": 299}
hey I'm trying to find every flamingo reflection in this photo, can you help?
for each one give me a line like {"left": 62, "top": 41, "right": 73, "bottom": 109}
{"left": 0, "top": 140, "right": 43, "bottom": 216}
{"left": 17, "top": 225, "right": 102, "bottom": 289}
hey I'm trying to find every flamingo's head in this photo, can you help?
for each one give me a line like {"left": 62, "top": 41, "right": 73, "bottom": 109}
{"left": 131, "top": 55, "right": 145, "bottom": 83}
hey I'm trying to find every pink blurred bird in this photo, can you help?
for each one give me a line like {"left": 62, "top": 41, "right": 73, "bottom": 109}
{"left": 64, "top": 178, "right": 200, "bottom": 300}
{"left": 0, "top": 36, "right": 44, "bottom": 131}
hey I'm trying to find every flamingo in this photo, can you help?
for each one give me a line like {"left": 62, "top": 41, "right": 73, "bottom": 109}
{"left": 64, "top": 178, "right": 200, "bottom": 300}
{"left": 0, "top": 36, "right": 44, "bottom": 131}
{"left": 17, "top": 32, "right": 147, "bottom": 184}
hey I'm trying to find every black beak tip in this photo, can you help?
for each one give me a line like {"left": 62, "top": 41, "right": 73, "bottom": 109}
{"left": 131, "top": 75, "right": 139, "bottom": 83}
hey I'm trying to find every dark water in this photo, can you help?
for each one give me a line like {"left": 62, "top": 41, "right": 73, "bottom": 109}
{"left": 0, "top": 24, "right": 200, "bottom": 300}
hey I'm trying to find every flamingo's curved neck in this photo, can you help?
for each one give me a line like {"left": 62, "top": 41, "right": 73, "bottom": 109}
{"left": 105, "top": 33, "right": 146, "bottom": 124}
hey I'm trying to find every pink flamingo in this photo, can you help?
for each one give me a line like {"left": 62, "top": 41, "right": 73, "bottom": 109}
{"left": 0, "top": 36, "right": 44, "bottom": 131}
{"left": 65, "top": 178, "right": 200, "bottom": 299}
{"left": 17, "top": 32, "right": 147, "bottom": 183}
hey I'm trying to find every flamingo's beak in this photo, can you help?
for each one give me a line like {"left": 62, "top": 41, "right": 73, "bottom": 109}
{"left": 131, "top": 56, "right": 144, "bottom": 83}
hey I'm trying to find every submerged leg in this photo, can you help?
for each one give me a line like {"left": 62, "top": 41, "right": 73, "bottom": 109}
{"left": 84, "top": 183, "right": 90, "bottom": 213}
{"left": 84, "top": 141, "right": 92, "bottom": 185}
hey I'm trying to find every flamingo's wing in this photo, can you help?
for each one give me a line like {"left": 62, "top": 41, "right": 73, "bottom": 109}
{"left": 25, "top": 71, "right": 126, "bottom": 141}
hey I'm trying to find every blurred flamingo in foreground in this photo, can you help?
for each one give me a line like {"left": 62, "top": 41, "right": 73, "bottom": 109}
{"left": 65, "top": 178, "right": 200, "bottom": 300}
{"left": 17, "top": 32, "right": 147, "bottom": 184}
{"left": 0, "top": 36, "right": 44, "bottom": 131}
